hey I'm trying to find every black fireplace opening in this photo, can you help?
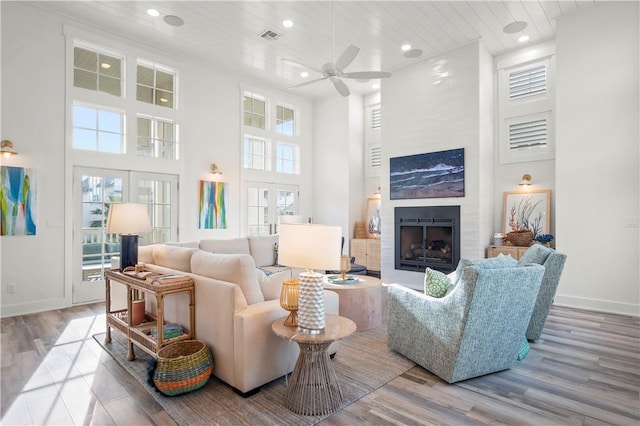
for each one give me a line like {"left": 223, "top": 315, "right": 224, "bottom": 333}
{"left": 395, "top": 206, "right": 460, "bottom": 274}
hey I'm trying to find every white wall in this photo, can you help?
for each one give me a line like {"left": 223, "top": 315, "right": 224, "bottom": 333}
{"left": 380, "top": 42, "right": 494, "bottom": 288}
{"left": 0, "top": 2, "right": 314, "bottom": 316}
{"left": 555, "top": 1, "right": 639, "bottom": 315}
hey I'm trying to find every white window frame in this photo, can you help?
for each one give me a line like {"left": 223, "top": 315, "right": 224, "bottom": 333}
{"left": 243, "top": 135, "right": 272, "bottom": 171}
{"left": 275, "top": 142, "right": 299, "bottom": 174}
{"left": 243, "top": 92, "right": 268, "bottom": 130}
{"left": 275, "top": 104, "right": 296, "bottom": 136}
{"left": 136, "top": 60, "right": 177, "bottom": 109}
{"left": 72, "top": 103, "right": 125, "bottom": 153}
{"left": 73, "top": 41, "right": 125, "bottom": 98}
{"left": 136, "top": 115, "right": 179, "bottom": 160}
{"left": 497, "top": 43, "right": 556, "bottom": 164}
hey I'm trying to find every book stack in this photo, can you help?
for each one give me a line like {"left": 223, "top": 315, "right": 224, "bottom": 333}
{"left": 149, "top": 274, "right": 191, "bottom": 285}
{"left": 151, "top": 323, "right": 183, "bottom": 340}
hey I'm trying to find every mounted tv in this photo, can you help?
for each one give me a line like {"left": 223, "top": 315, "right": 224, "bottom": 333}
{"left": 390, "top": 148, "right": 465, "bottom": 200}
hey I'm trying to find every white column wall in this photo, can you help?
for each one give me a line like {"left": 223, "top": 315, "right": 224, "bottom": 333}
{"left": 555, "top": 1, "right": 639, "bottom": 315}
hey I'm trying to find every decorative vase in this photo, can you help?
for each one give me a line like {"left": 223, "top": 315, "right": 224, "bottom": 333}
{"left": 131, "top": 299, "right": 145, "bottom": 325}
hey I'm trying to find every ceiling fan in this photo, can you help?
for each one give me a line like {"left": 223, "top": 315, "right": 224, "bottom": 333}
{"left": 282, "top": 2, "right": 392, "bottom": 97}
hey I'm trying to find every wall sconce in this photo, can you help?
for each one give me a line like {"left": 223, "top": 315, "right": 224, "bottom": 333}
{"left": 1, "top": 140, "right": 17, "bottom": 157}
{"left": 519, "top": 174, "right": 532, "bottom": 186}
{"left": 210, "top": 164, "right": 222, "bottom": 176}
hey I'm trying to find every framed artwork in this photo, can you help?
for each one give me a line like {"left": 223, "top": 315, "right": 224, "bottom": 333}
{"left": 1, "top": 166, "right": 37, "bottom": 236}
{"left": 502, "top": 189, "right": 551, "bottom": 237}
{"left": 390, "top": 148, "right": 464, "bottom": 200}
{"left": 366, "top": 197, "right": 381, "bottom": 238}
{"left": 198, "top": 181, "right": 227, "bottom": 229}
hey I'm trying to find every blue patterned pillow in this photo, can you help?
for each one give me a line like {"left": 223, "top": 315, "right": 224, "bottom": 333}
{"left": 424, "top": 268, "right": 451, "bottom": 298}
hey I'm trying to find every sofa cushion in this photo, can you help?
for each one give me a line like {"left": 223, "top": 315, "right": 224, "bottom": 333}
{"left": 199, "top": 238, "right": 251, "bottom": 255}
{"left": 248, "top": 235, "right": 279, "bottom": 267}
{"left": 138, "top": 244, "right": 155, "bottom": 264}
{"left": 165, "top": 241, "right": 199, "bottom": 249}
{"left": 518, "top": 244, "right": 552, "bottom": 266}
{"left": 190, "top": 251, "right": 265, "bottom": 305}
{"left": 424, "top": 268, "right": 451, "bottom": 298}
{"left": 257, "top": 268, "right": 292, "bottom": 301}
{"left": 152, "top": 245, "right": 197, "bottom": 272}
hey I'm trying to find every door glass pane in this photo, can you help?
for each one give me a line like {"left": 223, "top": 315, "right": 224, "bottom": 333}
{"left": 136, "top": 178, "right": 173, "bottom": 245}
{"left": 277, "top": 190, "right": 295, "bottom": 216}
{"left": 81, "top": 175, "right": 122, "bottom": 282}
{"left": 247, "top": 187, "right": 269, "bottom": 236}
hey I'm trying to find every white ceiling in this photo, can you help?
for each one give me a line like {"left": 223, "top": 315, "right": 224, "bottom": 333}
{"left": 28, "top": 1, "right": 598, "bottom": 99}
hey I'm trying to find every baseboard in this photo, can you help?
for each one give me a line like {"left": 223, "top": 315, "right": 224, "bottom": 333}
{"left": 553, "top": 294, "right": 640, "bottom": 317}
{"left": 0, "top": 297, "right": 70, "bottom": 318}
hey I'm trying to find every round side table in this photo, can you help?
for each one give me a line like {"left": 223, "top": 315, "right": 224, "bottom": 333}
{"left": 323, "top": 275, "right": 383, "bottom": 331}
{"left": 271, "top": 315, "right": 356, "bottom": 416}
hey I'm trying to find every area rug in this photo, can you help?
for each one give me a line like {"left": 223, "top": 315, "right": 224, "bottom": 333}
{"left": 94, "top": 324, "right": 414, "bottom": 425}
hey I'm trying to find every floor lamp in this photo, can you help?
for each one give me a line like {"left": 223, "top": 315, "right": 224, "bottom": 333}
{"left": 278, "top": 223, "right": 342, "bottom": 334}
{"left": 106, "top": 203, "right": 152, "bottom": 271}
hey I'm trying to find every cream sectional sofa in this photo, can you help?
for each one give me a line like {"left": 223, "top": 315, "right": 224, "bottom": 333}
{"left": 137, "top": 243, "right": 339, "bottom": 395}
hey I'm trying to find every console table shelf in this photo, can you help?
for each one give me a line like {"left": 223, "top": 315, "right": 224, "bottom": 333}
{"left": 104, "top": 269, "right": 195, "bottom": 361}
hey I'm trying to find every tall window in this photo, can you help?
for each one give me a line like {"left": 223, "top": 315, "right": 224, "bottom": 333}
{"left": 244, "top": 136, "right": 270, "bottom": 170}
{"left": 497, "top": 44, "right": 555, "bottom": 164}
{"left": 73, "top": 46, "right": 122, "bottom": 97}
{"left": 276, "top": 143, "right": 297, "bottom": 174}
{"left": 137, "top": 116, "right": 178, "bottom": 159}
{"left": 72, "top": 104, "right": 124, "bottom": 153}
{"left": 244, "top": 95, "right": 266, "bottom": 129}
{"left": 276, "top": 105, "right": 295, "bottom": 136}
{"left": 137, "top": 63, "right": 175, "bottom": 108}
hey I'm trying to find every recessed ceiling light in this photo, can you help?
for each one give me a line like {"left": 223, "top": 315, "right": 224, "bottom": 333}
{"left": 518, "top": 35, "right": 530, "bottom": 43}
{"left": 100, "top": 63, "right": 111, "bottom": 69}
{"left": 147, "top": 9, "right": 160, "bottom": 17}
{"left": 282, "top": 19, "right": 293, "bottom": 28}
{"left": 164, "top": 15, "right": 184, "bottom": 27}
{"left": 404, "top": 48, "right": 423, "bottom": 58}
{"left": 401, "top": 44, "right": 411, "bottom": 51}
{"left": 503, "top": 21, "right": 527, "bottom": 34}
{"left": 300, "top": 71, "right": 309, "bottom": 78}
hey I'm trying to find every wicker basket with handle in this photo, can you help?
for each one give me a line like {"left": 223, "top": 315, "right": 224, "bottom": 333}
{"left": 151, "top": 340, "right": 214, "bottom": 396}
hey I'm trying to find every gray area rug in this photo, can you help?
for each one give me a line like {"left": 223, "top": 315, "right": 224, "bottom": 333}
{"left": 94, "top": 324, "right": 415, "bottom": 425}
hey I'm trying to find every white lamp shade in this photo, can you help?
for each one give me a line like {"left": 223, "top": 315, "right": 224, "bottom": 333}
{"left": 106, "top": 203, "right": 152, "bottom": 235}
{"left": 278, "top": 223, "right": 342, "bottom": 271}
{"left": 278, "top": 215, "right": 306, "bottom": 224}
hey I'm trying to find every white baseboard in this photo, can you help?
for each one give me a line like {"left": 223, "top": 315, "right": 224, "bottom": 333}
{"left": 0, "top": 298, "right": 70, "bottom": 318}
{"left": 554, "top": 294, "right": 640, "bottom": 317}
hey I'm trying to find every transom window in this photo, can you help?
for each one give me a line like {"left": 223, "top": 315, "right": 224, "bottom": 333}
{"left": 276, "top": 143, "right": 297, "bottom": 174}
{"left": 137, "top": 116, "right": 178, "bottom": 159}
{"left": 73, "top": 46, "right": 122, "bottom": 97}
{"left": 244, "top": 96, "right": 266, "bottom": 129}
{"left": 72, "top": 104, "right": 123, "bottom": 153}
{"left": 276, "top": 105, "right": 295, "bottom": 136}
{"left": 244, "top": 136, "right": 271, "bottom": 170}
{"left": 137, "top": 63, "right": 175, "bottom": 108}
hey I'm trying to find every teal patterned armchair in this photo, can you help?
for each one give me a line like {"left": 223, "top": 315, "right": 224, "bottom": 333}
{"left": 518, "top": 244, "right": 567, "bottom": 341}
{"left": 387, "top": 263, "right": 545, "bottom": 383}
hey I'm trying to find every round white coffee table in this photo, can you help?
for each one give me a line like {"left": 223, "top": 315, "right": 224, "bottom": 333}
{"left": 323, "top": 275, "right": 383, "bottom": 331}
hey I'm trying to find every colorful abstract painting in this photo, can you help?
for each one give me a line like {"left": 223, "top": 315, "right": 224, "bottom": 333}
{"left": 1, "top": 166, "right": 37, "bottom": 236}
{"left": 198, "top": 181, "right": 227, "bottom": 229}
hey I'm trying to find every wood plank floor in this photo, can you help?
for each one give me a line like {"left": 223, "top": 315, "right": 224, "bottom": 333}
{"left": 1, "top": 304, "right": 638, "bottom": 425}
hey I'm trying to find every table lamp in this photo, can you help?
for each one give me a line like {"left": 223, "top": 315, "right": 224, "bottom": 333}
{"left": 278, "top": 223, "right": 342, "bottom": 334}
{"left": 106, "top": 203, "right": 152, "bottom": 271}
{"left": 279, "top": 278, "right": 299, "bottom": 326}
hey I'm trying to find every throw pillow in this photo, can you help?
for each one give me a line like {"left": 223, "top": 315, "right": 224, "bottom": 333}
{"left": 518, "top": 244, "right": 552, "bottom": 266}
{"left": 473, "top": 255, "right": 518, "bottom": 269}
{"left": 517, "top": 336, "right": 531, "bottom": 361}
{"left": 424, "top": 268, "right": 451, "bottom": 298}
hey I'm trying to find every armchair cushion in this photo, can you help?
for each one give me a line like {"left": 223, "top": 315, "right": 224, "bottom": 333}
{"left": 424, "top": 268, "right": 451, "bottom": 298}
{"left": 518, "top": 244, "right": 552, "bottom": 266}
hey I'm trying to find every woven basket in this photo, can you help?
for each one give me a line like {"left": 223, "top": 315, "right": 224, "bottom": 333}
{"left": 152, "top": 340, "right": 214, "bottom": 396}
{"left": 506, "top": 230, "right": 534, "bottom": 247}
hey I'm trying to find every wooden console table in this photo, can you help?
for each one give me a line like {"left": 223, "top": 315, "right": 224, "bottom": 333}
{"left": 104, "top": 269, "right": 195, "bottom": 361}
{"left": 272, "top": 315, "right": 356, "bottom": 416}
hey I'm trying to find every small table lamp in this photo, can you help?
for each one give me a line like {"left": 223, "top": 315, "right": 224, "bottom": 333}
{"left": 106, "top": 203, "right": 152, "bottom": 271}
{"left": 278, "top": 223, "right": 342, "bottom": 334}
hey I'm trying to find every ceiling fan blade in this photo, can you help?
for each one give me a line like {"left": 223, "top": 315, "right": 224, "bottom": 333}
{"left": 288, "top": 77, "right": 327, "bottom": 89}
{"left": 331, "top": 78, "right": 350, "bottom": 97}
{"left": 281, "top": 58, "right": 323, "bottom": 74}
{"left": 334, "top": 44, "right": 360, "bottom": 71}
{"left": 342, "top": 71, "right": 392, "bottom": 79}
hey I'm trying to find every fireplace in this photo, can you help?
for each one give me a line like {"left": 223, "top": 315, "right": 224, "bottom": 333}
{"left": 395, "top": 206, "right": 460, "bottom": 274}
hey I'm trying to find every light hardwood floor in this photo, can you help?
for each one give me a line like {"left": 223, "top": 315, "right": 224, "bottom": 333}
{"left": 1, "top": 304, "right": 638, "bottom": 425}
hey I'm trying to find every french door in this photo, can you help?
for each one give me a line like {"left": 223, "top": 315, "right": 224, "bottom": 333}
{"left": 245, "top": 181, "right": 298, "bottom": 236}
{"left": 73, "top": 167, "right": 178, "bottom": 304}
